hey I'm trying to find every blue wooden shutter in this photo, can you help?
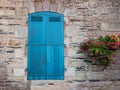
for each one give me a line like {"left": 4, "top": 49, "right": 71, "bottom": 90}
{"left": 27, "top": 12, "right": 64, "bottom": 80}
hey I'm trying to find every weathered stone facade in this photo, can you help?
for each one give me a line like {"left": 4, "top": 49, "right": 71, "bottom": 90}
{"left": 0, "top": 0, "right": 120, "bottom": 90}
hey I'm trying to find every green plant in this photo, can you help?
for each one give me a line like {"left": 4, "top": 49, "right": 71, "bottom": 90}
{"left": 80, "top": 34, "right": 120, "bottom": 68}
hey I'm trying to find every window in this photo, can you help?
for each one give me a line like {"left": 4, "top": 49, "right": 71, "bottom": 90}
{"left": 27, "top": 11, "right": 64, "bottom": 80}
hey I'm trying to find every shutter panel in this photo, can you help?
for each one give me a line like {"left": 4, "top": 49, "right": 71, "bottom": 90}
{"left": 46, "top": 15, "right": 64, "bottom": 79}
{"left": 47, "top": 17, "right": 64, "bottom": 45}
{"left": 28, "top": 12, "right": 64, "bottom": 80}
{"left": 28, "top": 46, "right": 46, "bottom": 80}
{"left": 28, "top": 15, "right": 47, "bottom": 80}
{"left": 28, "top": 16, "right": 46, "bottom": 45}
{"left": 46, "top": 46, "right": 64, "bottom": 79}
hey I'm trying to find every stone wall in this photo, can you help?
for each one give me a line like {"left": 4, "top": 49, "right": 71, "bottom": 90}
{"left": 0, "top": 0, "right": 120, "bottom": 90}
{"left": 0, "top": 0, "right": 28, "bottom": 89}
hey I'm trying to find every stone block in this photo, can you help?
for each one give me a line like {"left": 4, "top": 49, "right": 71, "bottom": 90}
{"left": 31, "top": 86, "right": 48, "bottom": 90}
{"left": 72, "top": 36, "right": 85, "bottom": 43}
{"left": 27, "top": 1, "right": 35, "bottom": 13}
{"left": 0, "top": 0, "right": 14, "bottom": 7}
{"left": 34, "top": 2, "right": 42, "bottom": 11}
{"left": 109, "top": 14, "right": 120, "bottom": 22}
{"left": 113, "top": 81, "right": 120, "bottom": 86}
{"left": 6, "top": 67, "right": 13, "bottom": 77}
{"left": 68, "top": 60, "right": 85, "bottom": 67}
{"left": 0, "top": 10, "right": 4, "bottom": 15}
{"left": 69, "top": 16, "right": 84, "bottom": 22}
{"left": 22, "top": 8, "right": 28, "bottom": 16}
{"left": 15, "top": 25, "right": 27, "bottom": 38}
{"left": 72, "top": 21, "right": 84, "bottom": 27}
{"left": 64, "top": 57, "right": 73, "bottom": 66}
{"left": 65, "top": 67, "right": 76, "bottom": 76}
{"left": 57, "top": 2, "right": 65, "bottom": 14}
{"left": 31, "top": 86, "right": 62, "bottom": 90}
{"left": 8, "top": 39, "right": 22, "bottom": 46}
{"left": 72, "top": 76, "right": 86, "bottom": 81}
{"left": 2, "top": 19, "right": 9, "bottom": 25}
{"left": 67, "top": 48, "right": 77, "bottom": 57}
{"left": 67, "top": 83, "right": 79, "bottom": 90}
{"left": 109, "top": 85, "right": 120, "bottom": 90}
{"left": 0, "top": 38, "right": 8, "bottom": 46}
{"left": 6, "top": 10, "right": 15, "bottom": 16}
{"left": 15, "top": 2, "right": 23, "bottom": 7}
{"left": 11, "top": 77, "right": 24, "bottom": 81}
{"left": 101, "top": 22, "right": 109, "bottom": 30}
{"left": 111, "top": 62, "right": 120, "bottom": 70}
{"left": 101, "top": 22, "right": 120, "bottom": 31}
{"left": 8, "top": 63, "right": 24, "bottom": 68}
{"left": 0, "top": 68, "right": 7, "bottom": 76}
{"left": 64, "top": 7, "right": 78, "bottom": 16}
{"left": 76, "top": 71, "right": 86, "bottom": 77}
{"left": 14, "top": 48, "right": 24, "bottom": 58}
{"left": 15, "top": 8, "right": 24, "bottom": 16}
{"left": 50, "top": 3, "right": 57, "bottom": 12}
{"left": 8, "top": 19, "right": 16, "bottom": 25}
{"left": 112, "top": 1, "right": 120, "bottom": 7}
{"left": 86, "top": 72, "right": 104, "bottom": 80}
{"left": 107, "top": 7, "right": 120, "bottom": 14}
{"left": 65, "top": 25, "right": 80, "bottom": 36}
{"left": 42, "top": 0, "right": 50, "bottom": 11}
{"left": 104, "top": 70, "right": 120, "bottom": 80}
{"left": 91, "top": 82, "right": 112, "bottom": 87}
{"left": 0, "top": 49, "right": 5, "bottom": 54}
{"left": 77, "top": 2, "right": 89, "bottom": 8}
{"left": 98, "top": 7, "right": 110, "bottom": 15}
{"left": 88, "top": 0, "right": 98, "bottom": 8}
{"left": 109, "top": 22, "right": 120, "bottom": 29}
{"left": 13, "top": 68, "right": 25, "bottom": 76}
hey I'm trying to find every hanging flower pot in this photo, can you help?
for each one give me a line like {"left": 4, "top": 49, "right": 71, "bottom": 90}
{"left": 80, "top": 34, "right": 120, "bottom": 69}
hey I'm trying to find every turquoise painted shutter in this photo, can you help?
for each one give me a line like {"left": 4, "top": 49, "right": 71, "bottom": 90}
{"left": 27, "top": 12, "right": 64, "bottom": 80}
